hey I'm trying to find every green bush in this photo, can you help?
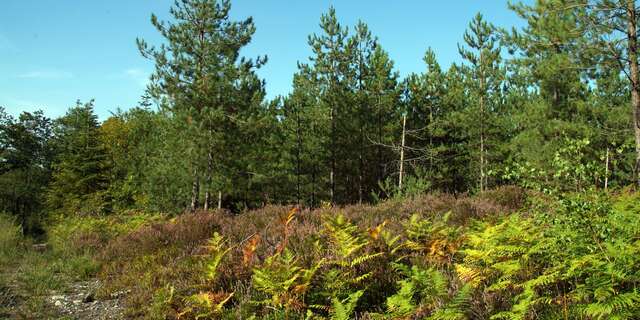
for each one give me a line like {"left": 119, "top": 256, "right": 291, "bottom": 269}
{"left": 48, "top": 211, "right": 162, "bottom": 255}
{"left": 0, "top": 213, "right": 22, "bottom": 266}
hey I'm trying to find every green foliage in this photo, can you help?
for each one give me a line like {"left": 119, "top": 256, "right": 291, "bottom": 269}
{"left": 457, "top": 192, "right": 640, "bottom": 319}
{"left": 385, "top": 265, "right": 447, "bottom": 317}
{"left": 202, "top": 232, "right": 231, "bottom": 283}
{"left": 48, "top": 211, "right": 160, "bottom": 255}
{"left": 46, "top": 100, "right": 109, "bottom": 216}
{"left": 374, "top": 168, "right": 432, "bottom": 202}
{"left": 252, "top": 249, "right": 321, "bottom": 314}
{"left": 329, "top": 290, "right": 363, "bottom": 320}
{"left": 321, "top": 214, "right": 382, "bottom": 300}
{"left": 427, "top": 284, "right": 471, "bottom": 320}
{"left": 0, "top": 108, "right": 54, "bottom": 235}
{"left": 503, "top": 137, "right": 606, "bottom": 193}
{"left": 178, "top": 233, "right": 233, "bottom": 318}
{"left": 7, "top": 0, "right": 640, "bottom": 318}
{"left": 378, "top": 263, "right": 470, "bottom": 320}
{"left": 0, "top": 213, "right": 21, "bottom": 266}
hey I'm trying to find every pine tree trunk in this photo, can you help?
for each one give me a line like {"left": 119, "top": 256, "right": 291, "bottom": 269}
{"left": 479, "top": 50, "right": 486, "bottom": 192}
{"left": 312, "top": 168, "right": 316, "bottom": 208}
{"left": 359, "top": 131, "right": 364, "bottom": 204}
{"left": 330, "top": 103, "right": 336, "bottom": 205}
{"left": 311, "top": 119, "right": 317, "bottom": 208}
{"left": 627, "top": 0, "right": 640, "bottom": 187}
{"left": 358, "top": 95, "right": 364, "bottom": 204}
{"left": 605, "top": 147, "right": 610, "bottom": 191}
{"left": 204, "top": 151, "right": 213, "bottom": 211}
{"left": 358, "top": 54, "right": 365, "bottom": 205}
{"left": 19, "top": 198, "right": 26, "bottom": 235}
{"left": 429, "top": 104, "right": 434, "bottom": 171}
{"left": 296, "top": 106, "right": 301, "bottom": 205}
{"left": 378, "top": 94, "right": 384, "bottom": 186}
{"left": 190, "top": 168, "right": 200, "bottom": 212}
{"left": 399, "top": 114, "right": 407, "bottom": 191}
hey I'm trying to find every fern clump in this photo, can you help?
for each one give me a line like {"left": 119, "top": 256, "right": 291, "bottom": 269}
{"left": 92, "top": 193, "right": 640, "bottom": 319}
{"left": 455, "top": 193, "right": 640, "bottom": 319}
{"left": 319, "top": 214, "right": 383, "bottom": 307}
{"left": 180, "top": 232, "right": 235, "bottom": 319}
{"left": 252, "top": 249, "right": 321, "bottom": 315}
{"left": 405, "top": 212, "right": 464, "bottom": 265}
{"left": 379, "top": 263, "right": 470, "bottom": 319}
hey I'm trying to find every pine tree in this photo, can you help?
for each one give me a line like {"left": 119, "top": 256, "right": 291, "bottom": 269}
{"left": 458, "top": 13, "right": 504, "bottom": 192}
{"left": 46, "top": 100, "right": 108, "bottom": 215}
{"left": 403, "top": 48, "right": 446, "bottom": 192}
{"left": 137, "top": 0, "right": 265, "bottom": 211}
{"left": 503, "top": 0, "right": 597, "bottom": 191}
{"left": 285, "top": 65, "right": 327, "bottom": 207}
{"left": 365, "top": 45, "right": 402, "bottom": 200}
{"left": 306, "top": 7, "right": 352, "bottom": 205}
{"left": 576, "top": 0, "right": 640, "bottom": 186}
{"left": 351, "top": 21, "right": 377, "bottom": 203}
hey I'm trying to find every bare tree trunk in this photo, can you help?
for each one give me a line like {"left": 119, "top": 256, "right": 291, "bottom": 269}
{"left": 627, "top": 0, "right": 640, "bottom": 187}
{"left": 605, "top": 147, "right": 610, "bottom": 191}
{"left": 296, "top": 105, "right": 301, "bottom": 205}
{"left": 479, "top": 49, "right": 486, "bottom": 192}
{"left": 311, "top": 119, "right": 317, "bottom": 208}
{"left": 330, "top": 104, "right": 336, "bottom": 205}
{"left": 204, "top": 151, "right": 213, "bottom": 211}
{"left": 312, "top": 168, "right": 316, "bottom": 208}
{"left": 429, "top": 103, "right": 434, "bottom": 171}
{"left": 398, "top": 114, "right": 407, "bottom": 191}
{"left": 378, "top": 94, "right": 383, "bottom": 186}
{"left": 190, "top": 168, "right": 200, "bottom": 212}
{"left": 217, "top": 190, "right": 222, "bottom": 209}
{"left": 479, "top": 96, "right": 485, "bottom": 192}
{"left": 358, "top": 53, "right": 365, "bottom": 205}
{"left": 359, "top": 125, "right": 364, "bottom": 204}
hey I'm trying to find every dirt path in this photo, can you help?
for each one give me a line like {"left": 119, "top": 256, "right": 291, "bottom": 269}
{"left": 47, "top": 279, "right": 126, "bottom": 320}
{"left": 2, "top": 277, "right": 126, "bottom": 319}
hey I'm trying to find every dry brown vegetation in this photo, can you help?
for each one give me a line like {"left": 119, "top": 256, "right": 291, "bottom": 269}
{"left": 94, "top": 187, "right": 526, "bottom": 318}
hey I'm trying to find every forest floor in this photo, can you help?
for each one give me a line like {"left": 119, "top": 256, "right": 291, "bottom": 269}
{"left": 46, "top": 279, "right": 126, "bottom": 320}
{"left": 0, "top": 247, "right": 126, "bottom": 319}
{"left": 6, "top": 187, "right": 638, "bottom": 318}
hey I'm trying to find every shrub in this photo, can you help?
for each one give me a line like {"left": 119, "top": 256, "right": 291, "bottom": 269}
{"left": 48, "top": 210, "right": 163, "bottom": 255}
{"left": 97, "top": 212, "right": 224, "bottom": 317}
{"left": 0, "top": 213, "right": 21, "bottom": 266}
{"left": 92, "top": 190, "right": 545, "bottom": 319}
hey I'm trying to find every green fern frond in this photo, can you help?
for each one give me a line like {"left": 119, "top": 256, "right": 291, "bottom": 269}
{"left": 251, "top": 249, "right": 317, "bottom": 312}
{"left": 581, "top": 290, "right": 640, "bottom": 319}
{"left": 427, "top": 283, "right": 472, "bottom": 320}
{"left": 386, "top": 279, "right": 417, "bottom": 317}
{"left": 203, "top": 232, "right": 232, "bottom": 282}
{"left": 330, "top": 290, "right": 364, "bottom": 320}
{"left": 350, "top": 252, "right": 383, "bottom": 267}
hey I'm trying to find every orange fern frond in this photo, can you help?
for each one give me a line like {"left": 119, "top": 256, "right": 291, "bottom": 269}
{"left": 243, "top": 234, "right": 261, "bottom": 266}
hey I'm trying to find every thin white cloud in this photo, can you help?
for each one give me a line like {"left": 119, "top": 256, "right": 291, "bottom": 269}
{"left": 6, "top": 97, "right": 39, "bottom": 107}
{"left": 123, "top": 68, "right": 149, "bottom": 87}
{"left": 18, "top": 70, "right": 74, "bottom": 79}
{"left": 125, "top": 68, "right": 144, "bottom": 77}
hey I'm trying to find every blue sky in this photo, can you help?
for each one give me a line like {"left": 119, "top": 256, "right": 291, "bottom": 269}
{"left": 0, "top": 1, "right": 528, "bottom": 120}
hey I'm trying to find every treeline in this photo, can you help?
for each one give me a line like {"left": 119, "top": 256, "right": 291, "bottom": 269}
{"left": 2, "top": 0, "right": 640, "bottom": 232}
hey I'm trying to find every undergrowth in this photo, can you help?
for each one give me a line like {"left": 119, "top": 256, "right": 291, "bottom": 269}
{"left": 6, "top": 187, "right": 640, "bottom": 319}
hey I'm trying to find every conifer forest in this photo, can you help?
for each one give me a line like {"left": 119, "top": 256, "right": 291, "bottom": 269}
{"left": 3, "top": 0, "right": 640, "bottom": 319}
